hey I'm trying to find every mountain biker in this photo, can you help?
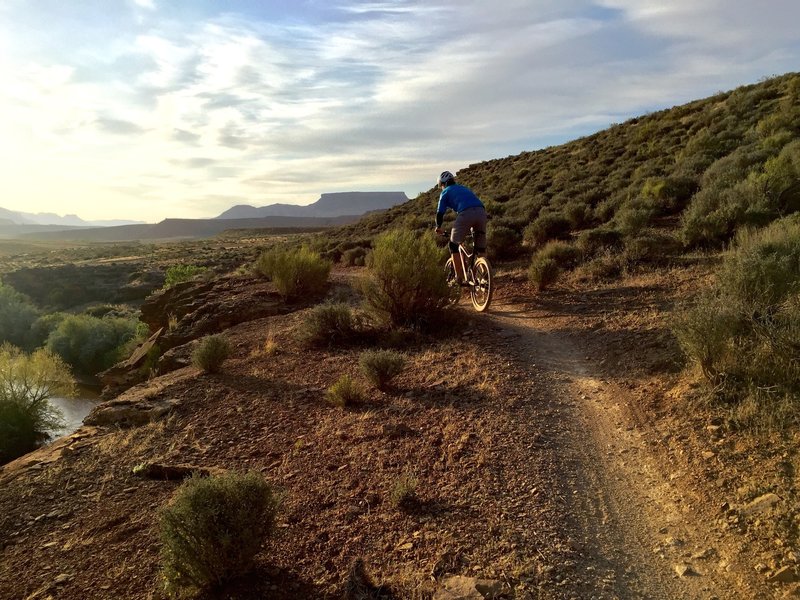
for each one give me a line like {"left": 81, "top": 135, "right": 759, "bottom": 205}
{"left": 434, "top": 170, "right": 487, "bottom": 285}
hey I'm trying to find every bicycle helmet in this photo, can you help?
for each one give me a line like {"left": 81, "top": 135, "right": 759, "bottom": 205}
{"left": 437, "top": 171, "right": 455, "bottom": 186}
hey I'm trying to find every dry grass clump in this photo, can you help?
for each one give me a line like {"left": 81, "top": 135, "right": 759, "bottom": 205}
{"left": 299, "top": 303, "right": 361, "bottom": 348}
{"left": 326, "top": 374, "right": 366, "bottom": 407}
{"left": 359, "top": 349, "right": 405, "bottom": 390}
{"left": 389, "top": 471, "right": 419, "bottom": 510}
{"left": 192, "top": 335, "right": 230, "bottom": 373}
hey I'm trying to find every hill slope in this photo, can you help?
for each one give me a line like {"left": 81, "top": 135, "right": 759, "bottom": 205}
{"left": 315, "top": 72, "right": 800, "bottom": 262}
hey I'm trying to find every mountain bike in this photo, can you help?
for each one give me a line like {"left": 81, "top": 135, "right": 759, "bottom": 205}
{"left": 443, "top": 230, "right": 493, "bottom": 312}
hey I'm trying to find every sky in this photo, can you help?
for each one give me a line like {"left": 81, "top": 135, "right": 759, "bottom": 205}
{"left": 0, "top": 1, "right": 798, "bottom": 223}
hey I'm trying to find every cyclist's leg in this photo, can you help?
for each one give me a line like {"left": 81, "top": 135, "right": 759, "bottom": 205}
{"left": 450, "top": 212, "right": 471, "bottom": 283}
{"left": 471, "top": 208, "right": 488, "bottom": 256}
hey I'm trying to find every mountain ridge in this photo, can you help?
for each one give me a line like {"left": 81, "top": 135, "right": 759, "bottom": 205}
{"left": 215, "top": 191, "right": 408, "bottom": 219}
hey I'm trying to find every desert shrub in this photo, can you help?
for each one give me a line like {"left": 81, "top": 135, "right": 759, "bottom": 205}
{"left": 326, "top": 374, "right": 366, "bottom": 407}
{"left": 341, "top": 247, "right": 368, "bottom": 267}
{"left": 535, "top": 240, "right": 582, "bottom": 269}
{"left": 254, "top": 247, "right": 331, "bottom": 300}
{"left": 639, "top": 176, "right": 699, "bottom": 215}
{"left": 673, "top": 217, "right": 800, "bottom": 426}
{"left": 528, "top": 256, "right": 560, "bottom": 291}
{"left": 192, "top": 335, "right": 230, "bottom": 373}
{"left": 523, "top": 213, "right": 572, "bottom": 247}
{"left": 390, "top": 471, "right": 419, "bottom": 510}
{"left": 0, "top": 283, "right": 40, "bottom": 351}
{"left": 0, "top": 344, "right": 75, "bottom": 464}
{"left": 46, "top": 314, "right": 142, "bottom": 376}
{"left": 298, "top": 303, "right": 360, "bottom": 348}
{"left": 563, "top": 201, "right": 593, "bottom": 229}
{"left": 159, "top": 472, "right": 279, "bottom": 597}
{"left": 164, "top": 264, "right": 209, "bottom": 288}
{"left": 361, "top": 229, "right": 451, "bottom": 328}
{"left": 577, "top": 227, "right": 624, "bottom": 256}
{"left": 359, "top": 349, "right": 405, "bottom": 389}
{"left": 572, "top": 249, "right": 625, "bottom": 282}
{"left": 622, "top": 229, "right": 681, "bottom": 264}
{"left": 487, "top": 225, "right": 522, "bottom": 260}
{"left": 613, "top": 202, "right": 657, "bottom": 236}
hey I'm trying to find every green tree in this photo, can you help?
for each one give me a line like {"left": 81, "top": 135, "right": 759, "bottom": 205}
{"left": 0, "top": 283, "right": 40, "bottom": 350}
{"left": 46, "top": 314, "right": 142, "bottom": 376}
{"left": 0, "top": 344, "right": 75, "bottom": 464}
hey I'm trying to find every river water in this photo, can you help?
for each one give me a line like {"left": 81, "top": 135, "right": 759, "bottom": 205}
{"left": 46, "top": 393, "right": 100, "bottom": 439}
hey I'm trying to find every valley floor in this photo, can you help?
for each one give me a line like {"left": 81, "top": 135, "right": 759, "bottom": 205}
{"left": 0, "top": 266, "right": 796, "bottom": 599}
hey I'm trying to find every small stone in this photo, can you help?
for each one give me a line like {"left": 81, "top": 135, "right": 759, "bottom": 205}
{"left": 674, "top": 563, "right": 696, "bottom": 577}
{"left": 768, "top": 566, "right": 800, "bottom": 584}
{"left": 742, "top": 493, "right": 781, "bottom": 515}
{"left": 755, "top": 563, "right": 770, "bottom": 573}
{"left": 53, "top": 574, "right": 73, "bottom": 585}
{"left": 396, "top": 542, "right": 414, "bottom": 551}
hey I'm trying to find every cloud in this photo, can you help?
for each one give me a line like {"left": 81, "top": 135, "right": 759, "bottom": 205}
{"left": 0, "top": 1, "right": 798, "bottom": 221}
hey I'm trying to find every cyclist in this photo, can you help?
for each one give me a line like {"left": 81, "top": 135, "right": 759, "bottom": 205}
{"left": 434, "top": 170, "right": 487, "bottom": 285}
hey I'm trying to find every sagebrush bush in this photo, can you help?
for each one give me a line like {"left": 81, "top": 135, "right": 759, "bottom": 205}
{"left": 361, "top": 229, "right": 451, "bottom": 328}
{"left": 159, "top": 472, "right": 279, "bottom": 597}
{"left": 673, "top": 216, "right": 800, "bottom": 427}
{"left": 341, "top": 247, "right": 368, "bottom": 267}
{"left": 487, "top": 225, "right": 522, "bottom": 260}
{"left": 46, "top": 314, "right": 142, "bottom": 376}
{"left": 0, "top": 344, "right": 74, "bottom": 464}
{"left": 528, "top": 256, "right": 560, "bottom": 291}
{"left": 359, "top": 349, "right": 405, "bottom": 389}
{"left": 326, "top": 374, "right": 365, "bottom": 407}
{"left": 254, "top": 247, "right": 331, "bottom": 300}
{"left": 299, "top": 303, "right": 360, "bottom": 348}
{"left": 577, "top": 227, "right": 624, "bottom": 256}
{"left": 192, "top": 335, "right": 230, "bottom": 373}
{"left": 622, "top": 229, "right": 681, "bottom": 264}
{"left": 572, "top": 249, "right": 625, "bottom": 282}
{"left": 523, "top": 213, "right": 572, "bottom": 247}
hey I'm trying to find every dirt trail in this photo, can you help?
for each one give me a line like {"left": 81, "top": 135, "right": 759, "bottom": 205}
{"left": 487, "top": 298, "right": 764, "bottom": 600}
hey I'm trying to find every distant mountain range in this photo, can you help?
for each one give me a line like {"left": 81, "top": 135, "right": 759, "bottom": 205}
{"left": 0, "top": 207, "right": 142, "bottom": 228}
{"left": 216, "top": 192, "right": 408, "bottom": 219}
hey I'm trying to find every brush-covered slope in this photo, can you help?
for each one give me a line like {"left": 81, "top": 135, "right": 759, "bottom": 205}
{"left": 315, "top": 72, "right": 800, "bottom": 263}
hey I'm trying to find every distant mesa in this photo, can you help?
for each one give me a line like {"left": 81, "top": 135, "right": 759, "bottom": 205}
{"left": 215, "top": 191, "right": 409, "bottom": 220}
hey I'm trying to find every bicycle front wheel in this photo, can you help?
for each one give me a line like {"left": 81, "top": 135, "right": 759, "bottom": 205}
{"left": 444, "top": 258, "right": 461, "bottom": 305}
{"left": 470, "top": 257, "right": 492, "bottom": 312}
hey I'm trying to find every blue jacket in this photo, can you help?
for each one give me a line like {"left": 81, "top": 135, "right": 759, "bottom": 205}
{"left": 436, "top": 184, "right": 484, "bottom": 226}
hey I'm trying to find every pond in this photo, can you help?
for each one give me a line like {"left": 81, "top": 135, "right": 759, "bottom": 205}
{"left": 46, "top": 391, "right": 101, "bottom": 439}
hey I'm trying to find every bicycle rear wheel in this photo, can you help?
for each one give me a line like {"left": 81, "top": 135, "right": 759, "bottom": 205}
{"left": 444, "top": 258, "right": 461, "bottom": 305}
{"left": 470, "top": 257, "right": 492, "bottom": 312}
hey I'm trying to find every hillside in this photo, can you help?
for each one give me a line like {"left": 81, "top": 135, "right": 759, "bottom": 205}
{"left": 216, "top": 192, "right": 409, "bottom": 220}
{"left": 1, "top": 73, "right": 800, "bottom": 599}
{"left": 315, "top": 72, "right": 800, "bottom": 264}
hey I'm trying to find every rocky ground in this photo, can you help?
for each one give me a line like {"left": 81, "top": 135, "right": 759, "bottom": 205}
{"left": 1, "top": 263, "right": 798, "bottom": 599}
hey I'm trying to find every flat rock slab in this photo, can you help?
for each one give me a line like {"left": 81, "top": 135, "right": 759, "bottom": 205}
{"left": 433, "top": 576, "right": 504, "bottom": 600}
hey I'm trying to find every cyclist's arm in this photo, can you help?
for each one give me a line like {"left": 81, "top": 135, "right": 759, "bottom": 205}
{"left": 435, "top": 189, "right": 449, "bottom": 228}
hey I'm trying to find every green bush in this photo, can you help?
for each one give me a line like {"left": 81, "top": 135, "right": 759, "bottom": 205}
{"left": 0, "top": 344, "right": 75, "bottom": 464}
{"left": 487, "top": 225, "right": 522, "bottom": 260}
{"left": 577, "top": 227, "right": 624, "bottom": 256}
{"left": 361, "top": 229, "right": 451, "bottom": 328}
{"left": 523, "top": 213, "right": 572, "bottom": 247}
{"left": 341, "top": 247, "right": 369, "bottom": 267}
{"left": 572, "top": 249, "right": 625, "bottom": 282}
{"left": 46, "top": 314, "right": 142, "bottom": 376}
{"left": 535, "top": 240, "right": 582, "bottom": 269}
{"left": 192, "top": 335, "right": 231, "bottom": 373}
{"left": 254, "top": 247, "right": 331, "bottom": 300}
{"left": 298, "top": 303, "right": 360, "bottom": 348}
{"left": 159, "top": 472, "right": 279, "bottom": 597}
{"left": 623, "top": 229, "right": 681, "bottom": 264}
{"left": 359, "top": 349, "right": 405, "bottom": 389}
{"left": 0, "top": 283, "right": 40, "bottom": 351}
{"left": 326, "top": 374, "right": 365, "bottom": 407}
{"left": 164, "top": 264, "right": 209, "bottom": 288}
{"left": 673, "top": 217, "right": 800, "bottom": 427}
